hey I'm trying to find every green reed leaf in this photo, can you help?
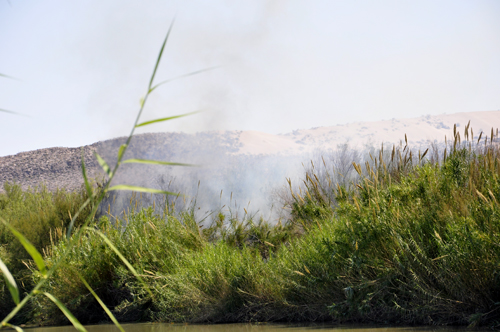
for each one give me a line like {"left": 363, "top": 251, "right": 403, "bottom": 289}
{"left": 43, "top": 292, "right": 87, "bottom": 332}
{"left": 81, "top": 149, "right": 93, "bottom": 200}
{"left": 107, "top": 184, "right": 179, "bottom": 196}
{"left": 65, "top": 197, "right": 92, "bottom": 240}
{"left": 0, "top": 109, "right": 29, "bottom": 117}
{"left": 122, "top": 158, "right": 194, "bottom": 167}
{"left": 0, "top": 257, "right": 19, "bottom": 305}
{"left": 149, "top": 66, "right": 220, "bottom": 93}
{"left": 135, "top": 111, "right": 198, "bottom": 128}
{"left": 94, "top": 153, "right": 112, "bottom": 177}
{"left": 117, "top": 144, "right": 128, "bottom": 161}
{"left": 75, "top": 271, "right": 125, "bottom": 332}
{"left": 0, "top": 73, "right": 16, "bottom": 80}
{"left": 135, "top": 111, "right": 199, "bottom": 128}
{"left": 147, "top": 18, "right": 175, "bottom": 91}
{"left": 70, "top": 150, "right": 91, "bottom": 239}
{"left": 1, "top": 219, "right": 46, "bottom": 277}
{"left": 2, "top": 323, "right": 23, "bottom": 332}
{"left": 0, "top": 109, "right": 21, "bottom": 115}
{"left": 86, "top": 228, "right": 153, "bottom": 297}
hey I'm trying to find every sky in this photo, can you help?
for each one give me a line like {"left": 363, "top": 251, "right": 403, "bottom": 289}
{"left": 1, "top": 0, "right": 499, "bottom": 157}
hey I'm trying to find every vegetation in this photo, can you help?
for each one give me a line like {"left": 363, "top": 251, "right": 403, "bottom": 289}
{"left": 2, "top": 16, "right": 499, "bottom": 330}
{"left": 0, "top": 182, "right": 100, "bottom": 322}
{"left": 0, "top": 21, "right": 201, "bottom": 332}
{"left": 1, "top": 126, "right": 499, "bottom": 328}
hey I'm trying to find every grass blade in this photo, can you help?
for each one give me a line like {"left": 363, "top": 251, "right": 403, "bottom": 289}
{"left": 0, "top": 109, "right": 26, "bottom": 116}
{"left": 117, "top": 144, "right": 128, "bottom": 160}
{"left": 73, "top": 149, "right": 94, "bottom": 240}
{"left": 43, "top": 293, "right": 87, "bottom": 332}
{"left": 94, "top": 153, "right": 112, "bottom": 177}
{"left": 0, "top": 257, "right": 19, "bottom": 305}
{"left": 149, "top": 65, "right": 220, "bottom": 93}
{"left": 147, "top": 18, "right": 175, "bottom": 91}
{"left": 81, "top": 149, "right": 93, "bottom": 200}
{"left": 65, "top": 197, "right": 92, "bottom": 240}
{"left": 122, "top": 158, "right": 194, "bottom": 167}
{"left": 1, "top": 219, "right": 46, "bottom": 277}
{"left": 0, "top": 73, "right": 16, "bottom": 80}
{"left": 2, "top": 323, "right": 23, "bottom": 332}
{"left": 135, "top": 111, "right": 198, "bottom": 128}
{"left": 86, "top": 228, "right": 153, "bottom": 297}
{"left": 107, "top": 184, "right": 179, "bottom": 196}
{"left": 75, "top": 271, "right": 125, "bottom": 332}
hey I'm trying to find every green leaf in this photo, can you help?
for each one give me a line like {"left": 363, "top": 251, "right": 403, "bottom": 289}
{"left": 75, "top": 271, "right": 125, "bottom": 332}
{"left": 94, "top": 153, "right": 112, "bottom": 177}
{"left": 122, "top": 158, "right": 194, "bottom": 167}
{"left": 0, "top": 109, "right": 23, "bottom": 116}
{"left": 0, "top": 257, "right": 19, "bottom": 305}
{"left": 81, "top": 149, "right": 93, "bottom": 200}
{"left": 0, "top": 103, "right": 28, "bottom": 116}
{"left": 135, "top": 111, "right": 198, "bottom": 128}
{"left": 70, "top": 149, "right": 92, "bottom": 239}
{"left": 149, "top": 65, "right": 220, "bottom": 93}
{"left": 0, "top": 73, "right": 16, "bottom": 80}
{"left": 2, "top": 323, "right": 23, "bottom": 332}
{"left": 1, "top": 219, "right": 46, "bottom": 277}
{"left": 117, "top": 144, "right": 128, "bottom": 161}
{"left": 107, "top": 184, "right": 180, "bottom": 196}
{"left": 86, "top": 228, "right": 153, "bottom": 297}
{"left": 65, "top": 198, "right": 92, "bottom": 240}
{"left": 43, "top": 293, "right": 87, "bottom": 332}
{"left": 147, "top": 18, "right": 175, "bottom": 91}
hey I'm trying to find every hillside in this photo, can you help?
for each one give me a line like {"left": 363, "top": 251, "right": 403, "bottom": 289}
{"left": 1, "top": 110, "right": 498, "bottom": 195}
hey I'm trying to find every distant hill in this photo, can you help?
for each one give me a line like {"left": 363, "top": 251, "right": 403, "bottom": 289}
{"left": 1, "top": 110, "right": 498, "bottom": 197}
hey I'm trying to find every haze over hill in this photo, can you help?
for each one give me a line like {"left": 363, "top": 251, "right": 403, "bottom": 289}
{"left": 234, "top": 110, "right": 500, "bottom": 154}
{"left": 1, "top": 110, "right": 498, "bottom": 219}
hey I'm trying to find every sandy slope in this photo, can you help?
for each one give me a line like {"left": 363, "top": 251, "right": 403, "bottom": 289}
{"left": 235, "top": 110, "right": 500, "bottom": 155}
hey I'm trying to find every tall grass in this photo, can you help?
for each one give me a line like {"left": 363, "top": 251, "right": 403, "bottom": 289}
{"left": 0, "top": 181, "right": 101, "bottom": 322}
{"left": 0, "top": 21, "right": 200, "bottom": 331}
{"left": 0, "top": 182, "right": 99, "bottom": 268}
{"left": 3, "top": 125, "right": 496, "bottom": 328}
{"left": 284, "top": 126, "right": 500, "bottom": 326}
{"left": 2, "top": 21, "right": 500, "bottom": 329}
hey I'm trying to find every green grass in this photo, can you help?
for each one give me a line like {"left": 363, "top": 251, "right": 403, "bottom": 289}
{"left": 2, "top": 20, "right": 499, "bottom": 328}
{"left": 0, "top": 182, "right": 100, "bottom": 268}
{"left": 0, "top": 21, "right": 198, "bottom": 332}
{"left": 2, "top": 132, "right": 498, "bottom": 328}
{"left": 0, "top": 181, "right": 101, "bottom": 322}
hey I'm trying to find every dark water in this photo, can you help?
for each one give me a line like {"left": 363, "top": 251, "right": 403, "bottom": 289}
{"left": 24, "top": 324, "right": 468, "bottom": 332}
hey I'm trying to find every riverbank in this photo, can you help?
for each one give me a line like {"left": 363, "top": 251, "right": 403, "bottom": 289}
{"left": 1, "top": 133, "right": 499, "bottom": 329}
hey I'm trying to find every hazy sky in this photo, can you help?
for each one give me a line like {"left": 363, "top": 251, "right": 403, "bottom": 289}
{"left": 1, "top": 0, "right": 499, "bottom": 156}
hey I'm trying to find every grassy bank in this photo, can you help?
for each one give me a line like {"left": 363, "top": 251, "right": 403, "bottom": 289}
{"left": 0, "top": 182, "right": 100, "bottom": 323}
{"left": 1, "top": 135, "right": 500, "bottom": 328}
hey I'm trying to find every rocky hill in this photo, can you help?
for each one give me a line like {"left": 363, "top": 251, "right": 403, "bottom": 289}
{"left": 1, "top": 110, "right": 498, "bottom": 196}
{"left": 0, "top": 145, "right": 101, "bottom": 192}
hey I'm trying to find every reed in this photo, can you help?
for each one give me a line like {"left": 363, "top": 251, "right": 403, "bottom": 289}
{"left": 0, "top": 21, "right": 200, "bottom": 331}
{"left": 2, "top": 22, "right": 500, "bottom": 329}
{"left": 11, "top": 125, "right": 497, "bottom": 328}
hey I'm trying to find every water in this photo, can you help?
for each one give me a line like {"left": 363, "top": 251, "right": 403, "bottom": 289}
{"left": 23, "top": 324, "right": 466, "bottom": 332}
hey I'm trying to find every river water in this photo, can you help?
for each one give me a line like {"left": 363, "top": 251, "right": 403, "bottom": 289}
{"left": 24, "top": 324, "right": 467, "bottom": 332}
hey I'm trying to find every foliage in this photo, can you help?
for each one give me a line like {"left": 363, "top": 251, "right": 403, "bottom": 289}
{"left": 6, "top": 130, "right": 498, "bottom": 328}
{"left": 1, "top": 19, "right": 500, "bottom": 328}
{"left": 0, "top": 20, "right": 200, "bottom": 332}
{"left": 0, "top": 183, "right": 98, "bottom": 269}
